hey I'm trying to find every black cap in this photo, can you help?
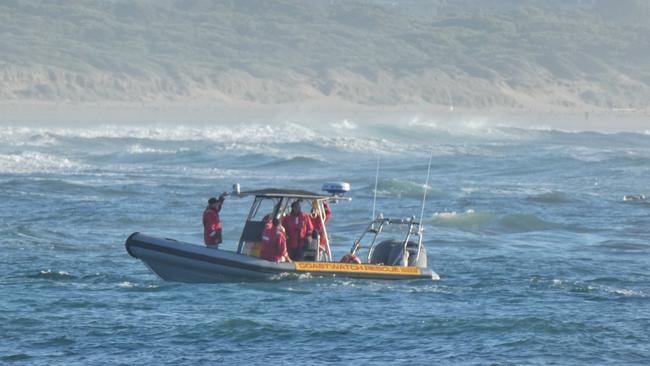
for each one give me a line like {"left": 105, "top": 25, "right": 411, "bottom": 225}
{"left": 208, "top": 197, "right": 218, "bottom": 205}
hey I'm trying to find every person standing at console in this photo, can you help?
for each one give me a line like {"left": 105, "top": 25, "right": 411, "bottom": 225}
{"left": 203, "top": 193, "right": 226, "bottom": 248}
{"left": 310, "top": 200, "right": 331, "bottom": 254}
{"left": 282, "top": 200, "right": 313, "bottom": 260}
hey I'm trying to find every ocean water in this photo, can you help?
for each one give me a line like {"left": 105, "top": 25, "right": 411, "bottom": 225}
{"left": 1, "top": 120, "right": 649, "bottom": 365}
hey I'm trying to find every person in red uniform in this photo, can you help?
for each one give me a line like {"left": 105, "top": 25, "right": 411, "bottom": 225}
{"left": 203, "top": 193, "right": 226, "bottom": 248}
{"left": 282, "top": 200, "right": 313, "bottom": 261}
{"left": 260, "top": 217, "right": 291, "bottom": 263}
{"left": 310, "top": 200, "right": 332, "bottom": 252}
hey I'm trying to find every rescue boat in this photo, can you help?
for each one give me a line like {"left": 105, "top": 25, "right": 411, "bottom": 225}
{"left": 125, "top": 185, "right": 439, "bottom": 281}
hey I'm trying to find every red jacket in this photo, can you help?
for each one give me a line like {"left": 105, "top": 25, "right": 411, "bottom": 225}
{"left": 260, "top": 223, "right": 288, "bottom": 262}
{"left": 282, "top": 212, "right": 313, "bottom": 249}
{"left": 203, "top": 206, "right": 222, "bottom": 245}
{"left": 310, "top": 201, "right": 331, "bottom": 247}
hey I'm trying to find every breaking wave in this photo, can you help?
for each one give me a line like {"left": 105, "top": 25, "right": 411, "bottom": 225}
{"left": 3, "top": 124, "right": 650, "bottom": 164}
{"left": 0, "top": 151, "right": 87, "bottom": 174}
{"left": 596, "top": 240, "right": 650, "bottom": 253}
{"left": 373, "top": 178, "right": 446, "bottom": 199}
{"left": 0, "top": 124, "right": 412, "bottom": 156}
{"left": 531, "top": 277, "right": 648, "bottom": 298}
{"left": 498, "top": 213, "right": 562, "bottom": 232}
{"left": 126, "top": 144, "right": 191, "bottom": 155}
{"left": 428, "top": 210, "right": 568, "bottom": 233}
{"left": 1, "top": 124, "right": 317, "bottom": 144}
{"left": 430, "top": 210, "right": 496, "bottom": 229}
{"left": 29, "top": 270, "right": 77, "bottom": 281}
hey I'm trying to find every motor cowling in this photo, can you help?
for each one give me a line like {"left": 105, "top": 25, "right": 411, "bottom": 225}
{"left": 368, "top": 240, "right": 428, "bottom": 267}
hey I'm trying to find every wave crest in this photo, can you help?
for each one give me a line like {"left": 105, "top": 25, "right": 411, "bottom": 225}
{"left": 374, "top": 178, "right": 446, "bottom": 199}
{"left": 30, "top": 270, "right": 77, "bottom": 281}
{"left": 429, "top": 210, "right": 568, "bottom": 233}
{"left": 431, "top": 210, "right": 496, "bottom": 229}
{"left": 527, "top": 191, "right": 575, "bottom": 203}
{"left": 0, "top": 152, "right": 87, "bottom": 174}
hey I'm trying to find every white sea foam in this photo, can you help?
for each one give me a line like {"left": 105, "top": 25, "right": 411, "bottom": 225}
{"left": 0, "top": 151, "right": 88, "bottom": 174}
{"left": 40, "top": 270, "right": 71, "bottom": 276}
{"left": 429, "top": 210, "right": 495, "bottom": 230}
{"left": 3, "top": 123, "right": 647, "bottom": 161}
{"left": 405, "top": 115, "right": 528, "bottom": 140}
{"left": 463, "top": 119, "right": 488, "bottom": 130}
{"left": 407, "top": 116, "right": 438, "bottom": 130}
{"left": 318, "top": 136, "right": 408, "bottom": 154}
{"left": 461, "top": 187, "right": 480, "bottom": 194}
{"left": 1, "top": 123, "right": 320, "bottom": 144}
{"left": 607, "top": 287, "right": 646, "bottom": 297}
{"left": 0, "top": 123, "right": 411, "bottom": 155}
{"left": 0, "top": 127, "right": 58, "bottom": 147}
{"left": 126, "top": 144, "right": 189, "bottom": 154}
{"left": 331, "top": 119, "right": 358, "bottom": 130}
{"left": 566, "top": 146, "right": 610, "bottom": 162}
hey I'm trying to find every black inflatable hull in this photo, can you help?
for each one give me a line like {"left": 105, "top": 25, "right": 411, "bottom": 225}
{"left": 125, "top": 233, "right": 439, "bottom": 282}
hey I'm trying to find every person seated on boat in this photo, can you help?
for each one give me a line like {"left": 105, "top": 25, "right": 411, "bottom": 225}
{"left": 260, "top": 217, "right": 292, "bottom": 263}
{"left": 282, "top": 200, "right": 314, "bottom": 261}
{"left": 203, "top": 193, "right": 226, "bottom": 248}
{"left": 310, "top": 200, "right": 331, "bottom": 252}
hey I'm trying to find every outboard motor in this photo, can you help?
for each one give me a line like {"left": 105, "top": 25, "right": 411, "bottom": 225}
{"left": 369, "top": 240, "right": 428, "bottom": 267}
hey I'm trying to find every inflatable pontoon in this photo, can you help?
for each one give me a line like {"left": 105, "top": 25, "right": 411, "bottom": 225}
{"left": 125, "top": 186, "right": 439, "bottom": 281}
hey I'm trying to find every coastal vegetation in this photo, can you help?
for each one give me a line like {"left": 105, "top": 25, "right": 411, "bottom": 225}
{"left": 1, "top": 0, "right": 649, "bottom": 110}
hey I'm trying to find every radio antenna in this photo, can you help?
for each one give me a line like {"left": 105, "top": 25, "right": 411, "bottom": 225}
{"left": 371, "top": 156, "right": 380, "bottom": 220}
{"left": 419, "top": 151, "right": 433, "bottom": 226}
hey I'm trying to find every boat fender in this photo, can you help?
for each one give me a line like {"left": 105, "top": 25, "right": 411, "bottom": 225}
{"left": 340, "top": 253, "right": 361, "bottom": 264}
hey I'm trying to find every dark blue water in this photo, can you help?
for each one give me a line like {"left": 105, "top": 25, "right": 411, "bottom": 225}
{"left": 1, "top": 121, "right": 649, "bottom": 365}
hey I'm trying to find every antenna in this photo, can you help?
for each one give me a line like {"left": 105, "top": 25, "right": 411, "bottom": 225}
{"left": 371, "top": 156, "right": 380, "bottom": 220}
{"left": 419, "top": 151, "right": 433, "bottom": 227}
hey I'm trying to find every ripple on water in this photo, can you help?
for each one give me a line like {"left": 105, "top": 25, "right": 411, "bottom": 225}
{"left": 36, "top": 335, "right": 75, "bottom": 346}
{"left": 1, "top": 354, "right": 33, "bottom": 362}
{"left": 526, "top": 190, "right": 577, "bottom": 204}
{"left": 596, "top": 240, "right": 650, "bottom": 253}
{"left": 2, "top": 125, "right": 650, "bottom": 364}
{"left": 529, "top": 276, "right": 648, "bottom": 299}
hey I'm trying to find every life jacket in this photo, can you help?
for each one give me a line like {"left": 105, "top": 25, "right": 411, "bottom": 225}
{"left": 310, "top": 201, "right": 331, "bottom": 247}
{"left": 282, "top": 212, "right": 313, "bottom": 249}
{"left": 260, "top": 224, "right": 287, "bottom": 262}
{"left": 203, "top": 207, "right": 222, "bottom": 245}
